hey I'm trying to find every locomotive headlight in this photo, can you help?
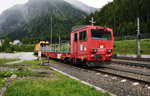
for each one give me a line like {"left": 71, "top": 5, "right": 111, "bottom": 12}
{"left": 91, "top": 54, "right": 95, "bottom": 58}
{"left": 93, "top": 49, "right": 98, "bottom": 53}
{"left": 108, "top": 49, "right": 112, "bottom": 52}
{"left": 101, "top": 26, "right": 104, "bottom": 30}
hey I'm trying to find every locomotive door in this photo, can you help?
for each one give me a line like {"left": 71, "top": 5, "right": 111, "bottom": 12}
{"left": 73, "top": 33, "right": 78, "bottom": 55}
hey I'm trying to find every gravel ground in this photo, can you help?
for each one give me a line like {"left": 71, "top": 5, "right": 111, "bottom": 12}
{"left": 113, "top": 58, "right": 150, "bottom": 64}
{"left": 0, "top": 52, "right": 37, "bottom": 64}
{"left": 110, "top": 64, "right": 150, "bottom": 73}
{"left": 96, "top": 68, "right": 150, "bottom": 83}
{"left": 115, "top": 57, "right": 150, "bottom": 62}
{"left": 48, "top": 62, "right": 150, "bottom": 96}
{"left": 0, "top": 52, "right": 37, "bottom": 60}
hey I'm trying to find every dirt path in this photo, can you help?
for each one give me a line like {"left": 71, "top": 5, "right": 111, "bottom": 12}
{"left": 0, "top": 52, "right": 37, "bottom": 64}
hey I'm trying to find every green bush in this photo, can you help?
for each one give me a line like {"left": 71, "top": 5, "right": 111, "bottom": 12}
{"left": 12, "top": 45, "right": 35, "bottom": 52}
{"left": 2, "top": 38, "right": 11, "bottom": 52}
{"left": 0, "top": 46, "right": 3, "bottom": 52}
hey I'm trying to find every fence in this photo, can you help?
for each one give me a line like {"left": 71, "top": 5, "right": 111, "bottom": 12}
{"left": 114, "top": 33, "right": 150, "bottom": 41}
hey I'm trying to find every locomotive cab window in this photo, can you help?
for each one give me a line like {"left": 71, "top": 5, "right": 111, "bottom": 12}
{"left": 79, "top": 30, "right": 87, "bottom": 41}
{"left": 91, "top": 29, "right": 112, "bottom": 40}
{"left": 74, "top": 33, "right": 77, "bottom": 42}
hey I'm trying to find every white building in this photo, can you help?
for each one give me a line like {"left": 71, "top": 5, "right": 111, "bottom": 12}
{"left": 13, "top": 40, "right": 23, "bottom": 45}
{"left": 0, "top": 39, "right": 5, "bottom": 46}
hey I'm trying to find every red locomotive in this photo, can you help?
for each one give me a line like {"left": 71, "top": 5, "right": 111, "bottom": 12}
{"left": 41, "top": 25, "right": 114, "bottom": 67}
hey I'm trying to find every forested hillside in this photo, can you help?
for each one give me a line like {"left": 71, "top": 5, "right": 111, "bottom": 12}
{"left": 79, "top": 0, "right": 150, "bottom": 36}
{"left": 6, "top": 10, "right": 85, "bottom": 43}
{"left": 0, "top": 0, "right": 88, "bottom": 43}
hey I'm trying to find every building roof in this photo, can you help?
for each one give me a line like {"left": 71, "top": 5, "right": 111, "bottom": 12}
{"left": 0, "top": 39, "right": 4, "bottom": 41}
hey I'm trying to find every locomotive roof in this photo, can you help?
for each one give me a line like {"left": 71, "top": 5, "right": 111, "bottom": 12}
{"left": 72, "top": 25, "right": 88, "bottom": 32}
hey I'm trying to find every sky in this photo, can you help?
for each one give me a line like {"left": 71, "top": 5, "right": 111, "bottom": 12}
{"left": 0, "top": 0, "right": 113, "bottom": 14}
{"left": 78, "top": 0, "right": 113, "bottom": 8}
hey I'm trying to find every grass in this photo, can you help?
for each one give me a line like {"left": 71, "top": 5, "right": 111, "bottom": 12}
{"left": 11, "top": 58, "right": 60, "bottom": 68}
{"left": 0, "top": 59, "right": 48, "bottom": 90}
{"left": 0, "top": 59, "right": 20, "bottom": 65}
{"left": 13, "top": 60, "right": 49, "bottom": 68}
{"left": 0, "top": 78, "right": 6, "bottom": 88}
{"left": 0, "top": 59, "right": 110, "bottom": 96}
{"left": 4, "top": 71, "right": 110, "bottom": 96}
{"left": 114, "top": 38, "right": 150, "bottom": 55}
{"left": 0, "top": 70, "right": 47, "bottom": 78}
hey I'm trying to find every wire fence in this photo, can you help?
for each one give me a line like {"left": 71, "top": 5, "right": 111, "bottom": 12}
{"left": 114, "top": 33, "right": 150, "bottom": 41}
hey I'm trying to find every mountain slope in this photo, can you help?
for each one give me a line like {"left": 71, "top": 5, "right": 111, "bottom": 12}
{"left": 0, "top": 0, "right": 88, "bottom": 43}
{"left": 64, "top": 0, "right": 99, "bottom": 14}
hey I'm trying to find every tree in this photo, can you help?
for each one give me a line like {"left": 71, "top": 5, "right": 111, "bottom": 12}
{"left": 80, "top": 0, "right": 150, "bottom": 37}
{"left": 2, "top": 38, "right": 11, "bottom": 52}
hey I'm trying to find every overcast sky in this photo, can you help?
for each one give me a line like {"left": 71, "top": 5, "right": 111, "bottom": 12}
{"left": 0, "top": 0, "right": 113, "bottom": 14}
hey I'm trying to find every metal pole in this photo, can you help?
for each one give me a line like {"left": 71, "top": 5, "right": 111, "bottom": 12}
{"left": 51, "top": 17, "right": 53, "bottom": 45}
{"left": 89, "top": 17, "right": 96, "bottom": 26}
{"left": 42, "top": 31, "right": 43, "bottom": 40}
{"left": 137, "top": 17, "right": 140, "bottom": 58}
{"left": 59, "top": 36, "right": 61, "bottom": 53}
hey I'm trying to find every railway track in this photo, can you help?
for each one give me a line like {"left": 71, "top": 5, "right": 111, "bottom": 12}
{"left": 90, "top": 68, "right": 150, "bottom": 85}
{"left": 89, "top": 64, "right": 150, "bottom": 84}
{"left": 85, "top": 59, "right": 150, "bottom": 84}
{"left": 47, "top": 61, "right": 150, "bottom": 96}
{"left": 47, "top": 57, "right": 150, "bottom": 84}
{"left": 113, "top": 57, "right": 150, "bottom": 62}
{"left": 112, "top": 58, "right": 150, "bottom": 68}
{"left": 88, "top": 58, "right": 150, "bottom": 84}
{"left": 69, "top": 60, "right": 150, "bottom": 85}
{"left": 100, "top": 65, "right": 150, "bottom": 76}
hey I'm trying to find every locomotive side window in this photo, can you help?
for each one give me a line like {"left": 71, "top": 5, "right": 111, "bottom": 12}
{"left": 91, "top": 29, "right": 112, "bottom": 40}
{"left": 79, "top": 30, "right": 87, "bottom": 41}
{"left": 74, "top": 33, "right": 77, "bottom": 42}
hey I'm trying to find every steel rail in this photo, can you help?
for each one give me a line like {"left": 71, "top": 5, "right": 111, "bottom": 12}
{"left": 90, "top": 68, "right": 150, "bottom": 85}
{"left": 99, "top": 65, "right": 150, "bottom": 76}
{"left": 114, "top": 57, "right": 150, "bottom": 62}
{"left": 111, "top": 61, "right": 150, "bottom": 69}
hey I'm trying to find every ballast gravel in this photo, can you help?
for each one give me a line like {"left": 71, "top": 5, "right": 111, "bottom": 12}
{"left": 48, "top": 62, "right": 150, "bottom": 96}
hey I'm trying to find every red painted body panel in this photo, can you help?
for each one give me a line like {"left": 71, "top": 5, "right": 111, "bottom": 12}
{"left": 71, "top": 25, "right": 114, "bottom": 61}
{"left": 42, "top": 25, "right": 114, "bottom": 64}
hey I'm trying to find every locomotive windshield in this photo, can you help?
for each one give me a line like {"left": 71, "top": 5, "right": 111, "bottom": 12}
{"left": 91, "top": 29, "right": 112, "bottom": 40}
